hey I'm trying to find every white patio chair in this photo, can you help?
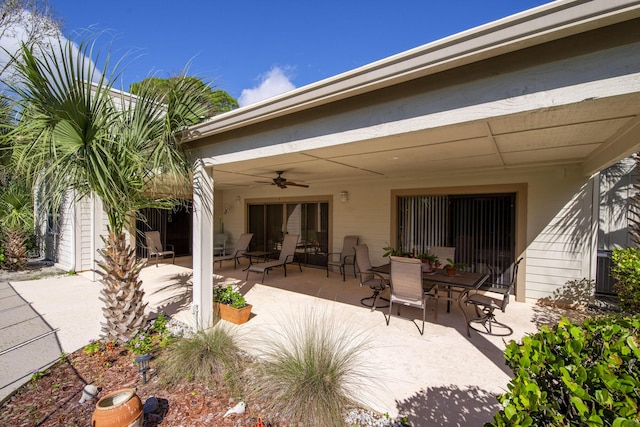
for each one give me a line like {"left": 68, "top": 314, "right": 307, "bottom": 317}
{"left": 386, "top": 256, "right": 432, "bottom": 335}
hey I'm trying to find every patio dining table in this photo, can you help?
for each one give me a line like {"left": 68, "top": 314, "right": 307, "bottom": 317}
{"left": 371, "top": 264, "right": 489, "bottom": 336}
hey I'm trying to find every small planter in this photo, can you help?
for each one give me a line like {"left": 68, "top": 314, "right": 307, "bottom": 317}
{"left": 445, "top": 267, "right": 457, "bottom": 276}
{"left": 214, "top": 302, "right": 253, "bottom": 325}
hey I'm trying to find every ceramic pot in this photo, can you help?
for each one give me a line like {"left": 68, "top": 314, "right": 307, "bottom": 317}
{"left": 92, "top": 388, "right": 143, "bottom": 427}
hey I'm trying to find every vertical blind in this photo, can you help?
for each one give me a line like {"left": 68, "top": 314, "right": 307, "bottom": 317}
{"left": 397, "top": 194, "right": 516, "bottom": 284}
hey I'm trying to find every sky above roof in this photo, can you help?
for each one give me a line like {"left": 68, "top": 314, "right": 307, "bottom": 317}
{"left": 52, "top": 0, "right": 552, "bottom": 106}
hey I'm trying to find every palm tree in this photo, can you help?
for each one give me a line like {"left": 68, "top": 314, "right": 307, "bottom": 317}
{"left": 0, "top": 182, "right": 33, "bottom": 271}
{"left": 3, "top": 38, "right": 207, "bottom": 341}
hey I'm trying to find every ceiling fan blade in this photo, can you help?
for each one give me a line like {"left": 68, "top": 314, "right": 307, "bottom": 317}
{"left": 284, "top": 181, "right": 309, "bottom": 188}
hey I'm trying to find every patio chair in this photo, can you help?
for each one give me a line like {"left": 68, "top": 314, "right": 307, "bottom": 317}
{"left": 354, "top": 244, "right": 390, "bottom": 311}
{"left": 430, "top": 246, "right": 456, "bottom": 268}
{"left": 386, "top": 256, "right": 431, "bottom": 335}
{"left": 213, "top": 233, "right": 228, "bottom": 256}
{"left": 326, "top": 235, "right": 359, "bottom": 281}
{"left": 246, "top": 234, "right": 301, "bottom": 282}
{"left": 464, "top": 257, "right": 523, "bottom": 336}
{"left": 145, "top": 231, "right": 175, "bottom": 267}
{"left": 214, "top": 233, "right": 253, "bottom": 269}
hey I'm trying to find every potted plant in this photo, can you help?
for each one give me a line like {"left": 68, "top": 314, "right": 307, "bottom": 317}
{"left": 213, "top": 285, "right": 252, "bottom": 324}
{"left": 444, "top": 258, "right": 466, "bottom": 276}
{"left": 417, "top": 252, "right": 440, "bottom": 272}
{"left": 382, "top": 246, "right": 409, "bottom": 257}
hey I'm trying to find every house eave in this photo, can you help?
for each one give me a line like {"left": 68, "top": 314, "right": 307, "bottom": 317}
{"left": 183, "top": 0, "right": 640, "bottom": 143}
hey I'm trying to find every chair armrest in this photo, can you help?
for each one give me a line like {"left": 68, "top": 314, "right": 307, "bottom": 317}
{"left": 478, "top": 283, "right": 510, "bottom": 294}
{"left": 166, "top": 243, "right": 175, "bottom": 252}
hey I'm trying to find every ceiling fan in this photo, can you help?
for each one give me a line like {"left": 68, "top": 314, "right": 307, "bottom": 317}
{"left": 257, "top": 171, "right": 309, "bottom": 189}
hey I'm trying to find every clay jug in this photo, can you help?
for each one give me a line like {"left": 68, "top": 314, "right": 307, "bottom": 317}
{"left": 91, "top": 388, "right": 143, "bottom": 427}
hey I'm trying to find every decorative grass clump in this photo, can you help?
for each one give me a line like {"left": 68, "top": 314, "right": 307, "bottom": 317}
{"left": 156, "top": 324, "right": 243, "bottom": 392}
{"left": 252, "top": 309, "right": 375, "bottom": 427}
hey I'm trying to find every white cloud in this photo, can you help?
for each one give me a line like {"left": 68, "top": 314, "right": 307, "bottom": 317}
{"left": 0, "top": 12, "right": 101, "bottom": 86}
{"left": 238, "top": 66, "right": 296, "bottom": 107}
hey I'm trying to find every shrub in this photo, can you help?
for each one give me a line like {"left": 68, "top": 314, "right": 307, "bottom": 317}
{"left": 487, "top": 315, "right": 640, "bottom": 426}
{"left": 156, "top": 324, "right": 242, "bottom": 392}
{"left": 213, "top": 284, "right": 248, "bottom": 309}
{"left": 125, "top": 312, "right": 174, "bottom": 355}
{"left": 251, "top": 310, "right": 375, "bottom": 427}
{"left": 611, "top": 247, "right": 640, "bottom": 312}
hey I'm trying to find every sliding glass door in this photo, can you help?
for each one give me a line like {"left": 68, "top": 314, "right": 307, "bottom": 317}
{"left": 248, "top": 201, "right": 329, "bottom": 268}
{"left": 397, "top": 193, "right": 515, "bottom": 285}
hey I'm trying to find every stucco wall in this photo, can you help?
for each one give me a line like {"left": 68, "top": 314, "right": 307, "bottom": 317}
{"left": 215, "top": 164, "right": 594, "bottom": 301}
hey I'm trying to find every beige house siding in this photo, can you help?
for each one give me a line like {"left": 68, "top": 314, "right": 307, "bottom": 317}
{"left": 215, "top": 163, "right": 596, "bottom": 302}
{"left": 53, "top": 196, "right": 75, "bottom": 272}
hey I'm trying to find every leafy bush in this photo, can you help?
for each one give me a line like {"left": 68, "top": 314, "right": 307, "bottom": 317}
{"left": 213, "top": 284, "right": 248, "bottom": 309}
{"left": 156, "top": 324, "right": 242, "bottom": 392}
{"left": 488, "top": 315, "right": 640, "bottom": 426}
{"left": 611, "top": 248, "right": 640, "bottom": 312}
{"left": 251, "top": 310, "right": 375, "bottom": 427}
{"left": 125, "top": 312, "right": 174, "bottom": 355}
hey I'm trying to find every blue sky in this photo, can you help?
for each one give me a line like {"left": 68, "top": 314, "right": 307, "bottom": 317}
{"left": 52, "top": 0, "right": 553, "bottom": 106}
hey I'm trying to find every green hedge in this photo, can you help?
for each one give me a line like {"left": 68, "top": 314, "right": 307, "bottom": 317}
{"left": 611, "top": 248, "right": 640, "bottom": 313}
{"left": 488, "top": 315, "right": 640, "bottom": 426}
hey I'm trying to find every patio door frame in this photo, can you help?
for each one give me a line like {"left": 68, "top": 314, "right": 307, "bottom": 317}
{"left": 245, "top": 195, "right": 333, "bottom": 267}
{"left": 391, "top": 183, "right": 527, "bottom": 301}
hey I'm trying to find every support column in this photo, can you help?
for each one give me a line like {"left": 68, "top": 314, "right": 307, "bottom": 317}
{"left": 192, "top": 159, "right": 214, "bottom": 329}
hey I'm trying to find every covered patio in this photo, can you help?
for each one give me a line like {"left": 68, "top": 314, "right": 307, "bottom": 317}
{"left": 143, "top": 257, "right": 570, "bottom": 423}
{"left": 183, "top": 1, "right": 640, "bottom": 331}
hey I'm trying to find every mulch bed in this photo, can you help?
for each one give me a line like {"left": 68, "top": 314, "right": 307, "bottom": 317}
{"left": 0, "top": 345, "right": 270, "bottom": 427}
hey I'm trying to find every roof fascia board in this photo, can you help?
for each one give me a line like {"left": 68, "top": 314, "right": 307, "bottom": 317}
{"left": 184, "top": 0, "right": 640, "bottom": 142}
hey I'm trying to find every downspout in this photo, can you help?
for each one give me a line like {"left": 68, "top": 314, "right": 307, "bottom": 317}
{"left": 589, "top": 173, "right": 601, "bottom": 285}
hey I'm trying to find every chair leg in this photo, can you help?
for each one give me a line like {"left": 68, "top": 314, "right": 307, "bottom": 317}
{"left": 361, "top": 290, "right": 390, "bottom": 309}
{"left": 467, "top": 306, "right": 513, "bottom": 336}
{"left": 385, "top": 301, "right": 393, "bottom": 325}
{"left": 341, "top": 265, "right": 345, "bottom": 281}
{"left": 417, "top": 303, "right": 425, "bottom": 336}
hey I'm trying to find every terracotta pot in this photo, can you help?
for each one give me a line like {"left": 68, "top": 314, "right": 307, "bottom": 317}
{"left": 92, "top": 388, "right": 143, "bottom": 427}
{"left": 214, "top": 302, "right": 253, "bottom": 325}
{"left": 445, "top": 267, "right": 457, "bottom": 276}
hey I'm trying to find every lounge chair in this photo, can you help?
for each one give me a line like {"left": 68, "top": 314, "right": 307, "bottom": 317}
{"left": 326, "top": 235, "right": 359, "bottom": 281}
{"left": 246, "top": 234, "right": 301, "bottom": 282}
{"left": 145, "top": 231, "right": 175, "bottom": 267}
{"left": 213, "top": 233, "right": 253, "bottom": 269}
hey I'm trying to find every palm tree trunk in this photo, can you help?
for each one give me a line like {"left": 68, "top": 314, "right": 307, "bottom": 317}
{"left": 2, "top": 229, "right": 27, "bottom": 271}
{"left": 96, "top": 231, "right": 148, "bottom": 342}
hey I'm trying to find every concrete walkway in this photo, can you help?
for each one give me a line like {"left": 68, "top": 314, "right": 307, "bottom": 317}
{"left": 1, "top": 259, "right": 559, "bottom": 425}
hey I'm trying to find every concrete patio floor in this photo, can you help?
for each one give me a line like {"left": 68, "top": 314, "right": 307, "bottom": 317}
{"left": 5, "top": 257, "right": 569, "bottom": 425}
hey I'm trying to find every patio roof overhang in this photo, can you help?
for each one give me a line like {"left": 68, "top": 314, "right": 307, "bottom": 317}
{"left": 182, "top": 0, "right": 640, "bottom": 190}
